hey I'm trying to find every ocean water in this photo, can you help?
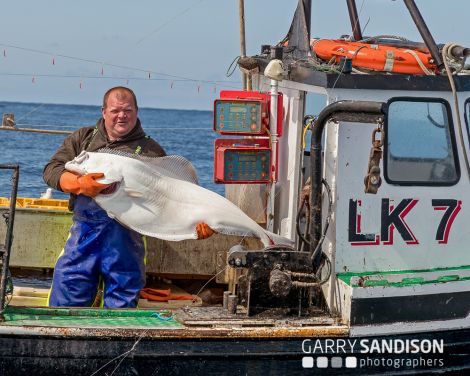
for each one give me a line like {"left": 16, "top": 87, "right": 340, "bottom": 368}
{"left": 0, "top": 101, "right": 223, "bottom": 199}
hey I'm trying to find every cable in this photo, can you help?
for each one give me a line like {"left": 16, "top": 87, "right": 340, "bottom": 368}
{"left": 0, "top": 71, "right": 239, "bottom": 86}
{"left": 226, "top": 56, "right": 241, "bottom": 77}
{"left": 295, "top": 178, "right": 333, "bottom": 259}
{"left": 316, "top": 253, "right": 332, "bottom": 285}
{"left": 194, "top": 265, "right": 228, "bottom": 301}
{"left": 351, "top": 0, "right": 367, "bottom": 40}
{"left": 0, "top": 42, "right": 240, "bottom": 86}
{"left": 301, "top": 116, "right": 315, "bottom": 150}
{"left": 310, "top": 178, "right": 333, "bottom": 263}
{"left": 296, "top": 116, "right": 316, "bottom": 251}
{"left": 14, "top": 103, "right": 47, "bottom": 123}
{"left": 133, "top": 0, "right": 207, "bottom": 47}
{"left": 296, "top": 199, "right": 310, "bottom": 246}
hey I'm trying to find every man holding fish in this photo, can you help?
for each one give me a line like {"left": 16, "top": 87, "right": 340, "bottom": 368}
{"left": 43, "top": 86, "right": 215, "bottom": 308}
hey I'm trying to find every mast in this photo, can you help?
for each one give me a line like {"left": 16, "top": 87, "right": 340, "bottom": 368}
{"left": 346, "top": 0, "right": 363, "bottom": 41}
{"left": 303, "top": 0, "right": 311, "bottom": 40}
{"left": 238, "top": 0, "right": 248, "bottom": 90}
{"left": 285, "top": 0, "right": 312, "bottom": 59}
{"left": 403, "top": 0, "right": 444, "bottom": 70}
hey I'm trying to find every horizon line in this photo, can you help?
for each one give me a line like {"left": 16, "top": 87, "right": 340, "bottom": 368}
{"left": 0, "top": 99, "right": 212, "bottom": 113}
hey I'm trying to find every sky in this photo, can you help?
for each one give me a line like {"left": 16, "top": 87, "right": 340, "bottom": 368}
{"left": 0, "top": 0, "right": 469, "bottom": 111}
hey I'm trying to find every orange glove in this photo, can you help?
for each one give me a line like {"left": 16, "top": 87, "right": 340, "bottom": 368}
{"left": 59, "top": 171, "right": 110, "bottom": 197}
{"left": 196, "top": 222, "right": 216, "bottom": 240}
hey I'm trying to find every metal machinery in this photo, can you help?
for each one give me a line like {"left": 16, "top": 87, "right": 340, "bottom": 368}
{"left": 1, "top": 1, "right": 470, "bottom": 374}
{"left": 219, "top": 96, "right": 385, "bottom": 316}
{"left": 216, "top": 0, "right": 470, "bottom": 340}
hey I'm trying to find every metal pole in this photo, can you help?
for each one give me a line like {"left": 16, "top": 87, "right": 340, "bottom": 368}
{"left": 309, "top": 102, "right": 385, "bottom": 267}
{"left": 0, "top": 126, "right": 72, "bottom": 135}
{"left": 302, "top": 0, "right": 312, "bottom": 40}
{"left": 239, "top": 0, "right": 248, "bottom": 90}
{"left": 403, "top": 0, "right": 444, "bottom": 70}
{"left": 266, "top": 79, "right": 279, "bottom": 232}
{"left": 0, "top": 165, "right": 19, "bottom": 321}
{"left": 346, "top": 0, "right": 363, "bottom": 41}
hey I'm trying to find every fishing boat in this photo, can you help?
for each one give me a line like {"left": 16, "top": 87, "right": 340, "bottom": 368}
{"left": 1, "top": 0, "right": 469, "bottom": 374}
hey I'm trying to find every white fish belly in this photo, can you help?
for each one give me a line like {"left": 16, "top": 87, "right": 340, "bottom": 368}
{"left": 68, "top": 151, "right": 290, "bottom": 246}
{"left": 99, "top": 169, "right": 271, "bottom": 244}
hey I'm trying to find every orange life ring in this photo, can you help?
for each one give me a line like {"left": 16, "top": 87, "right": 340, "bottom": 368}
{"left": 311, "top": 39, "right": 436, "bottom": 75}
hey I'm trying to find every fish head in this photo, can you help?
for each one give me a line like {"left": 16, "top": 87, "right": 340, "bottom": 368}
{"left": 65, "top": 151, "right": 123, "bottom": 186}
{"left": 64, "top": 151, "right": 89, "bottom": 176}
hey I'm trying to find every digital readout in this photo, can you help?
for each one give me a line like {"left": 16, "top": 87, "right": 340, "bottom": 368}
{"left": 238, "top": 155, "right": 257, "bottom": 162}
{"left": 229, "top": 106, "right": 248, "bottom": 113}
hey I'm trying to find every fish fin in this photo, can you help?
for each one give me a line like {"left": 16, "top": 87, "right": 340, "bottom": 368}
{"left": 124, "top": 188, "right": 144, "bottom": 198}
{"left": 96, "top": 148, "right": 199, "bottom": 184}
{"left": 264, "top": 230, "right": 294, "bottom": 246}
{"left": 149, "top": 156, "right": 199, "bottom": 184}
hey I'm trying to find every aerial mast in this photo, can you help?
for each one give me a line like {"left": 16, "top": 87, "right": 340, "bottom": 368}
{"left": 402, "top": 0, "right": 444, "bottom": 70}
{"left": 238, "top": 0, "right": 248, "bottom": 90}
{"left": 346, "top": 0, "right": 363, "bottom": 41}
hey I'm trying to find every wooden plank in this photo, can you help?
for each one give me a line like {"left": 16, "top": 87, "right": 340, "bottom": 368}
{"left": 10, "top": 284, "right": 202, "bottom": 309}
{"left": 9, "top": 296, "right": 47, "bottom": 307}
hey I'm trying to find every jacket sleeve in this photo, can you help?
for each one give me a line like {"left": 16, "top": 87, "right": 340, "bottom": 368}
{"left": 43, "top": 129, "right": 88, "bottom": 190}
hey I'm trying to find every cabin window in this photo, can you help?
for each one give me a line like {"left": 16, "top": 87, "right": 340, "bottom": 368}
{"left": 385, "top": 98, "right": 459, "bottom": 185}
{"left": 465, "top": 98, "right": 470, "bottom": 138}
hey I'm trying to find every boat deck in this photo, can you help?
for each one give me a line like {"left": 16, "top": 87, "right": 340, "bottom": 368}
{"left": 0, "top": 305, "right": 347, "bottom": 339}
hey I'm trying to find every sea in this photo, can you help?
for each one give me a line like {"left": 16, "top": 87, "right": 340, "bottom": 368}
{"left": 0, "top": 101, "right": 223, "bottom": 199}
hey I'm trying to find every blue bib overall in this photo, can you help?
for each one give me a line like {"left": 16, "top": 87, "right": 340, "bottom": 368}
{"left": 48, "top": 195, "right": 145, "bottom": 308}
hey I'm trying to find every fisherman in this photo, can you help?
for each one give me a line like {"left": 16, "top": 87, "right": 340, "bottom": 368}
{"left": 43, "top": 86, "right": 215, "bottom": 308}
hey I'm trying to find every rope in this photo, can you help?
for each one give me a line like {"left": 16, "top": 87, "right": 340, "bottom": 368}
{"left": 133, "top": 0, "right": 206, "bottom": 47}
{"left": 226, "top": 55, "right": 241, "bottom": 77}
{"left": 150, "top": 312, "right": 174, "bottom": 321}
{"left": 404, "top": 49, "right": 434, "bottom": 75}
{"left": 351, "top": 67, "right": 369, "bottom": 74}
{"left": 13, "top": 103, "right": 47, "bottom": 123}
{"left": 442, "top": 42, "right": 466, "bottom": 74}
{"left": 0, "top": 72, "right": 239, "bottom": 86}
{"left": 359, "top": 35, "right": 412, "bottom": 43}
{"left": 0, "top": 43, "right": 240, "bottom": 87}
{"left": 351, "top": 0, "right": 367, "bottom": 40}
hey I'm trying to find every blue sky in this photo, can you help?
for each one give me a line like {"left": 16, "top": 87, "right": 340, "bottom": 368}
{"left": 0, "top": 0, "right": 469, "bottom": 110}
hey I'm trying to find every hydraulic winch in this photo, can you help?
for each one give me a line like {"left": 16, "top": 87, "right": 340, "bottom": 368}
{"left": 227, "top": 245, "right": 319, "bottom": 316}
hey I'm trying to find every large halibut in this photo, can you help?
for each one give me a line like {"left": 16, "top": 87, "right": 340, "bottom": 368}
{"left": 65, "top": 149, "right": 290, "bottom": 246}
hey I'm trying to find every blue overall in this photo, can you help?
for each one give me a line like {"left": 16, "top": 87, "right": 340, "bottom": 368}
{"left": 49, "top": 195, "right": 145, "bottom": 308}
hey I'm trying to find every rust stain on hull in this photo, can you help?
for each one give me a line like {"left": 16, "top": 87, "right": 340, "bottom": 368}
{"left": 0, "top": 324, "right": 348, "bottom": 339}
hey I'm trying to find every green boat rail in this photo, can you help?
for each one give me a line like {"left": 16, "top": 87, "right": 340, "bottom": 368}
{"left": 1, "top": 307, "right": 182, "bottom": 329}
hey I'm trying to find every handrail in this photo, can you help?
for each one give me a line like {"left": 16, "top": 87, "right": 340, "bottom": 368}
{"left": 0, "top": 126, "right": 72, "bottom": 135}
{"left": 0, "top": 164, "right": 20, "bottom": 321}
{"left": 309, "top": 101, "right": 386, "bottom": 267}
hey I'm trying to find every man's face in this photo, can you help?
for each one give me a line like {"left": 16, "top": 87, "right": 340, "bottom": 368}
{"left": 102, "top": 91, "right": 138, "bottom": 140}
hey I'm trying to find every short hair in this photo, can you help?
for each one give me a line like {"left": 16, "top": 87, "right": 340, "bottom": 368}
{"left": 102, "top": 86, "right": 138, "bottom": 110}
